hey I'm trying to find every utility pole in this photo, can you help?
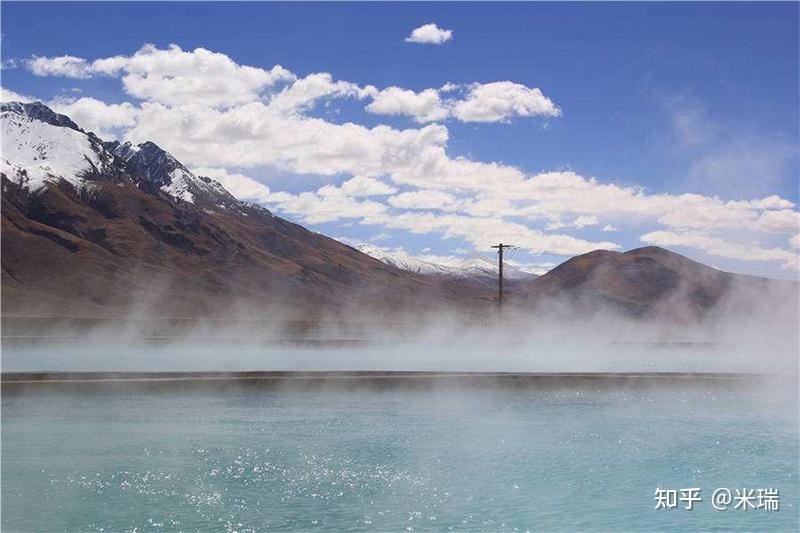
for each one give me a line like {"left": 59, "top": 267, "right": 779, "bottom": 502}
{"left": 491, "top": 243, "right": 514, "bottom": 311}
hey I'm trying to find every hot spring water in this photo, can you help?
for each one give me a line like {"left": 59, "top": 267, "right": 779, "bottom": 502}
{"left": 2, "top": 375, "right": 797, "bottom": 532}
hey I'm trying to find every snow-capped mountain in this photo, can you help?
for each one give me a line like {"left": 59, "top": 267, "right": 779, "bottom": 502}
{"left": 356, "top": 243, "right": 537, "bottom": 281}
{"left": 104, "top": 140, "right": 238, "bottom": 207}
{"left": 1, "top": 101, "right": 118, "bottom": 191}
{"left": 1, "top": 101, "right": 238, "bottom": 209}
{"left": 1, "top": 100, "right": 497, "bottom": 317}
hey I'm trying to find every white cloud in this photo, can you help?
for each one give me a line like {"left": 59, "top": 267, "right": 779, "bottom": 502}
{"left": 48, "top": 97, "right": 138, "bottom": 137}
{"left": 262, "top": 175, "right": 395, "bottom": 223}
{"left": 547, "top": 214, "right": 598, "bottom": 230}
{"left": 269, "top": 72, "right": 375, "bottom": 114}
{"left": 123, "top": 94, "right": 796, "bottom": 262}
{"left": 27, "top": 54, "right": 129, "bottom": 79}
{"left": 641, "top": 231, "right": 798, "bottom": 269}
{"left": 405, "top": 23, "right": 453, "bottom": 45}
{"left": 755, "top": 209, "right": 800, "bottom": 234}
{"left": 365, "top": 82, "right": 560, "bottom": 124}
{"left": 1, "top": 86, "right": 34, "bottom": 103}
{"left": 266, "top": 190, "right": 387, "bottom": 224}
{"left": 364, "top": 211, "right": 620, "bottom": 256}
{"left": 28, "top": 55, "right": 93, "bottom": 78}
{"left": 388, "top": 190, "right": 458, "bottom": 210}
{"left": 330, "top": 175, "right": 396, "bottom": 197}
{"left": 123, "top": 100, "right": 451, "bottom": 177}
{"left": 366, "top": 87, "right": 449, "bottom": 123}
{"left": 29, "top": 44, "right": 295, "bottom": 108}
{"left": 91, "top": 55, "right": 129, "bottom": 76}
{"left": 30, "top": 46, "right": 562, "bottom": 127}
{"left": 191, "top": 167, "right": 271, "bottom": 203}
{"left": 121, "top": 45, "right": 294, "bottom": 108}
{"left": 748, "top": 195, "right": 794, "bottom": 210}
{"left": 452, "top": 82, "right": 561, "bottom": 122}
{"left": 22, "top": 44, "right": 799, "bottom": 269}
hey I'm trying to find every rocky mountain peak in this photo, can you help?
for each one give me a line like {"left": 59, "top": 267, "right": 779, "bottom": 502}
{"left": 1, "top": 101, "right": 83, "bottom": 133}
{"left": 103, "top": 139, "right": 187, "bottom": 189}
{"left": 1, "top": 101, "right": 250, "bottom": 209}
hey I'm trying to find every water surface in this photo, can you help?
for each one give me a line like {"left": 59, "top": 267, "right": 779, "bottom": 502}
{"left": 2, "top": 378, "right": 797, "bottom": 532}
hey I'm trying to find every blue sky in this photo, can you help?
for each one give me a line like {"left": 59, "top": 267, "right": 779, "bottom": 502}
{"left": 2, "top": 2, "right": 798, "bottom": 277}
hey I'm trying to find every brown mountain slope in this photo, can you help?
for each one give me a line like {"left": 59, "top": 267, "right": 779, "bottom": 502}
{"left": 510, "top": 246, "right": 792, "bottom": 320}
{"left": 0, "top": 101, "right": 496, "bottom": 320}
{"left": 1, "top": 176, "right": 495, "bottom": 319}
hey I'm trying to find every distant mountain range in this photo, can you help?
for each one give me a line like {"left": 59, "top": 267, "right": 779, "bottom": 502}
{"left": 354, "top": 243, "right": 537, "bottom": 291}
{"left": 1, "top": 101, "right": 792, "bottom": 321}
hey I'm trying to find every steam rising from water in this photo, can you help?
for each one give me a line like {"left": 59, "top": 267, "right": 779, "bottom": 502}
{"left": 2, "top": 275, "right": 797, "bottom": 376}
{"left": 2, "top": 276, "right": 798, "bottom": 533}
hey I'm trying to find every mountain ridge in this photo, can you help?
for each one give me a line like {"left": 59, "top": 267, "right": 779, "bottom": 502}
{"left": 354, "top": 243, "right": 538, "bottom": 288}
{"left": 1, "top": 100, "right": 498, "bottom": 318}
{"left": 1, "top": 100, "right": 792, "bottom": 321}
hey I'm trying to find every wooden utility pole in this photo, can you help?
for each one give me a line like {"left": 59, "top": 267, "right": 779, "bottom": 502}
{"left": 491, "top": 243, "right": 514, "bottom": 310}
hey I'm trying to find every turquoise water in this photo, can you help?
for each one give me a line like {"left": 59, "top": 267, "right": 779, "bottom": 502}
{"left": 2, "top": 380, "right": 797, "bottom": 532}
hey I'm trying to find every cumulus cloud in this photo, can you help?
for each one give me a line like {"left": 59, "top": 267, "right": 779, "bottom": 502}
{"left": 27, "top": 54, "right": 129, "bottom": 78}
{"left": 546, "top": 215, "right": 599, "bottom": 230}
{"left": 29, "top": 44, "right": 295, "bottom": 108}
{"left": 267, "top": 190, "right": 387, "bottom": 224}
{"left": 1, "top": 86, "right": 34, "bottom": 103}
{"left": 190, "top": 167, "right": 271, "bottom": 203}
{"left": 48, "top": 97, "right": 138, "bottom": 137}
{"left": 269, "top": 72, "right": 374, "bottom": 114}
{"left": 261, "top": 176, "right": 394, "bottom": 224}
{"left": 122, "top": 45, "right": 294, "bottom": 108}
{"left": 124, "top": 95, "right": 796, "bottom": 261}
{"left": 21, "top": 44, "right": 799, "bottom": 269}
{"left": 452, "top": 82, "right": 561, "bottom": 122}
{"left": 366, "top": 87, "right": 449, "bottom": 123}
{"left": 388, "top": 190, "right": 458, "bottom": 209}
{"left": 28, "top": 55, "right": 94, "bottom": 78}
{"left": 641, "top": 230, "right": 798, "bottom": 270}
{"left": 366, "top": 82, "right": 560, "bottom": 124}
{"left": 405, "top": 23, "right": 453, "bottom": 45}
{"left": 123, "top": 100, "right": 451, "bottom": 178}
{"left": 330, "top": 175, "right": 397, "bottom": 197}
{"left": 30, "top": 45, "right": 561, "bottom": 126}
{"left": 363, "top": 211, "right": 620, "bottom": 256}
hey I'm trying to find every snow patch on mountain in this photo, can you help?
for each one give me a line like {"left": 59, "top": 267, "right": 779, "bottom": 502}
{"left": 355, "top": 243, "right": 539, "bottom": 279}
{"left": 1, "top": 102, "right": 109, "bottom": 191}
{"left": 1, "top": 100, "right": 243, "bottom": 209}
{"left": 105, "top": 140, "right": 233, "bottom": 205}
